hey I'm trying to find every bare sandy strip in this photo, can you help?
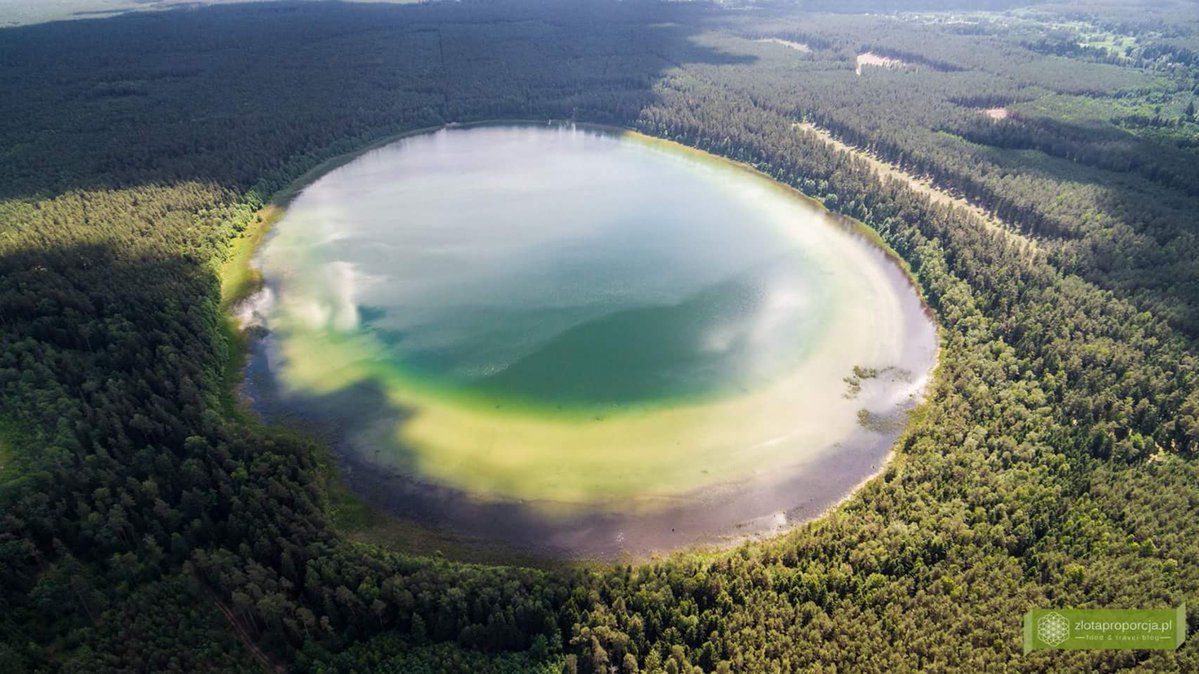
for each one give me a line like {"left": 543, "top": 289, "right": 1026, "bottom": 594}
{"left": 983, "top": 107, "right": 1010, "bottom": 120}
{"left": 856, "top": 52, "right": 910, "bottom": 76}
{"left": 758, "top": 38, "right": 811, "bottom": 53}
{"left": 794, "top": 121, "right": 1035, "bottom": 249}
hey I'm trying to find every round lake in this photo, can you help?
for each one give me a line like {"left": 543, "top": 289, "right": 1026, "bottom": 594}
{"left": 243, "top": 124, "right": 938, "bottom": 558}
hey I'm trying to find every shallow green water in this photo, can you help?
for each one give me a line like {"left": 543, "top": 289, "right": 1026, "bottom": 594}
{"left": 247, "top": 124, "right": 937, "bottom": 552}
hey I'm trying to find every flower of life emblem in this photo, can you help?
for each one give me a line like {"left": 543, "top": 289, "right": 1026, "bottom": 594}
{"left": 1037, "top": 612, "right": 1070, "bottom": 647}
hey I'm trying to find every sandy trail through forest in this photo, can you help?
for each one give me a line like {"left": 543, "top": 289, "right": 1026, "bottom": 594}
{"left": 795, "top": 121, "right": 1037, "bottom": 250}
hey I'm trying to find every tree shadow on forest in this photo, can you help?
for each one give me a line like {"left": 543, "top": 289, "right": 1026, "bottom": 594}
{"left": 0, "top": 0, "right": 755, "bottom": 203}
{"left": 0, "top": 239, "right": 240, "bottom": 475}
{"left": 951, "top": 113, "right": 1199, "bottom": 201}
{"left": 942, "top": 113, "right": 1199, "bottom": 334}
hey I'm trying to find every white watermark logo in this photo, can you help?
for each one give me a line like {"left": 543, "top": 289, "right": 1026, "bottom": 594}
{"left": 1024, "top": 604, "right": 1186, "bottom": 652}
{"left": 1037, "top": 612, "right": 1070, "bottom": 647}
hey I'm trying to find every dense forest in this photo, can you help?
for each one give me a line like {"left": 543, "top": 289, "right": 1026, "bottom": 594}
{"left": 1, "top": 0, "right": 1198, "bottom": 671}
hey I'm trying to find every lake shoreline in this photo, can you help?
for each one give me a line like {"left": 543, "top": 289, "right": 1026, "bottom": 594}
{"left": 222, "top": 119, "right": 942, "bottom": 564}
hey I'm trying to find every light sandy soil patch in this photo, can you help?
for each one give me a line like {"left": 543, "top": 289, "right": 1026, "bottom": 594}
{"left": 983, "top": 107, "right": 1010, "bottom": 120}
{"left": 856, "top": 52, "right": 911, "bottom": 76}
{"left": 794, "top": 121, "right": 1035, "bottom": 250}
{"left": 758, "top": 38, "right": 812, "bottom": 53}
